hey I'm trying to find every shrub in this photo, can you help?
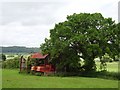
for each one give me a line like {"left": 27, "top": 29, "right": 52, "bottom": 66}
{"left": 96, "top": 71, "right": 120, "bottom": 80}
{"left": 100, "top": 53, "right": 114, "bottom": 71}
{"left": 2, "top": 57, "right": 20, "bottom": 69}
{"left": 0, "top": 54, "right": 6, "bottom": 61}
{"left": 114, "top": 55, "right": 120, "bottom": 61}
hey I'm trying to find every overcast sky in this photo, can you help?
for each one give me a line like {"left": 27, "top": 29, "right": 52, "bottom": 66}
{"left": 0, "top": 0, "right": 119, "bottom": 47}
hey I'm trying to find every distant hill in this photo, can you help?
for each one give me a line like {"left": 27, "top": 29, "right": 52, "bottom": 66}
{"left": 1, "top": 46, "right": 40, "bottom": 54}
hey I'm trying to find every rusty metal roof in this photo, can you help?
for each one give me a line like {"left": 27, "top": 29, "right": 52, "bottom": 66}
{"left": 31, "top": 53, "right": 48, "bottom": 59}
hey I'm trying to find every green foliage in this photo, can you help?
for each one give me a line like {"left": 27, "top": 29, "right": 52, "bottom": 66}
{"left": 2, "top": 57, "right": 20, "bottom": 69}
{"left": 114, "top": 55, "right": 120, "bottom": 61}
{"left": 0, "top": 54, "right": 6, "bottom": 61}
{"left": 40, "top": 13, "right": 119, "bottom": 72}
{"left": 96, "top": 71, "right": 120, "bottom": 80}
{"left": 100, "top": 53, "right": 114, "bottom": 71}
{"left": 101, "top": 53, "right": 113, "bottom": 62}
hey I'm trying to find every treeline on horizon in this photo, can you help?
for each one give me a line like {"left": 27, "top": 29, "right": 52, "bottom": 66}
{"left": 1, "top": 46, "right": 40, "bottom": 54}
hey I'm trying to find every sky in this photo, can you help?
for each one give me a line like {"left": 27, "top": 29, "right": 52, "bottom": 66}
{"left": 0, "top": 0, "right": 119, "bottom": 47}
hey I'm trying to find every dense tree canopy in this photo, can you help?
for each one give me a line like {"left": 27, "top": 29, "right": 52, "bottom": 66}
{"left": 40, "top": 13, "right": 119, "bottom": 72}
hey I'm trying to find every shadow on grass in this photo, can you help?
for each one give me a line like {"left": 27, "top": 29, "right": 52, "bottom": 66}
{"left": 53, "top": 71, "right": 120, "bottom": 80}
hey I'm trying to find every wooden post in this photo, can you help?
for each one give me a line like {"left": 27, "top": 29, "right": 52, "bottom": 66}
{"left": 19, "top": 56, "right": 23, "bottom": 73}
{"left": 44, "top": 59, "right": 46, "bottom": 75}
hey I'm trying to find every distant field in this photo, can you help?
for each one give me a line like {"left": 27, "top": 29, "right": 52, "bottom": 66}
{"left": 2, "top": 69, "right": 118, "bottom": 88}
{"left": 96, "top": 62, "right": 119, "bottom": 72}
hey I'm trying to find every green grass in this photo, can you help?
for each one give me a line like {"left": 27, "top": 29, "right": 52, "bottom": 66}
{"left": 2, "top": 69, "right": 118, "bottom": 88}
{"left": 0, "top": 69, "right": 2, "bottom": 90}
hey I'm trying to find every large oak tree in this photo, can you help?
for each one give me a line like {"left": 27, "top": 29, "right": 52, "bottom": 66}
{"left": 40, "top": 13, "right": 119, "bottom": 72}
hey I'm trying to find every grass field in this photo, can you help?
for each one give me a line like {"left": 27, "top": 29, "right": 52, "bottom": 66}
{"left": 2, "top": 69, "right": 118, "bottom": 88}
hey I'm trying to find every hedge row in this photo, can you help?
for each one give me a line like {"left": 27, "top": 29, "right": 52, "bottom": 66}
{"left": 2, "top": 57, "right": 20, "bottom": 69}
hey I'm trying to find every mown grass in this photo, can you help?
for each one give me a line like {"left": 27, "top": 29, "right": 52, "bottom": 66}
{"left": 2, "top": 69, "right": 118, "bottom": 88}
{"left": 0, "top": 69, "right": 2, "bottom": 90}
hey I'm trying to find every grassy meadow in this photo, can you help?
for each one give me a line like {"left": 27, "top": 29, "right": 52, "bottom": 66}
{"left": 1, "top": 54, "right": 119, "bottom": 88}
{"left": 2, "top": 69, "right": 119, "bottom": 88}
